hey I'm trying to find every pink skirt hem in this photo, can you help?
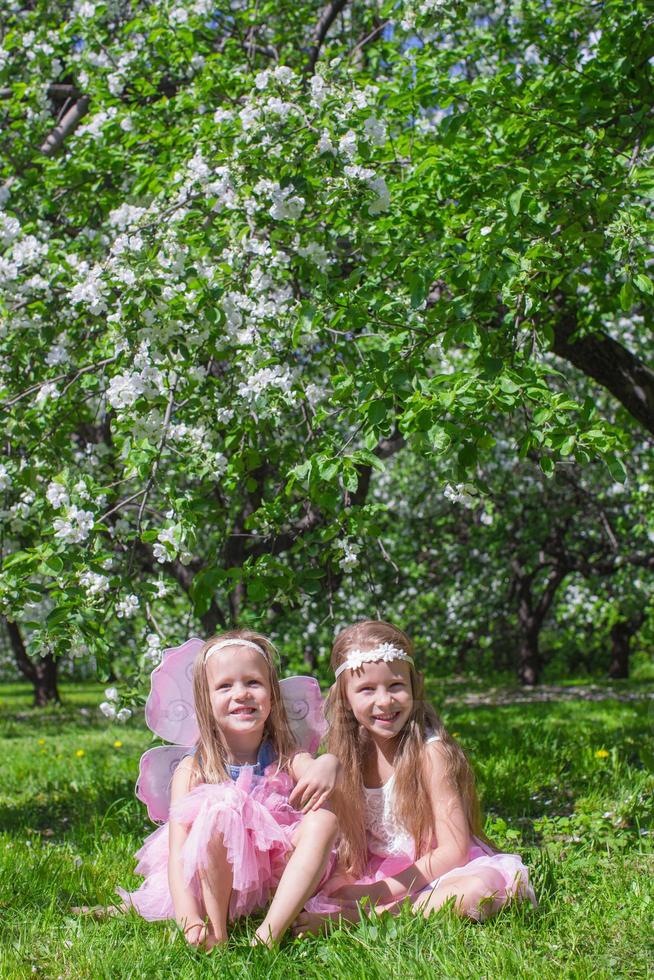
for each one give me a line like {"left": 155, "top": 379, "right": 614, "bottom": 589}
{"left": 118, "top": 767, "right": 302, "bottom": 921}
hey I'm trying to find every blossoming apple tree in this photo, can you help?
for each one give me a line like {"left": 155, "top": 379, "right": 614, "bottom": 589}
{"left": 0, "top": 0, "right": 652, "bottom": 701}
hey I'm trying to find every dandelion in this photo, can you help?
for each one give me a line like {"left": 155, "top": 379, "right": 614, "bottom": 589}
{"left": 113, "top": 740, "right": 123, "bottom": 748}
{"left": 37, "top": 738, "right": 45, "bottom": 746}
{"left": 594, "top": 748, "right": 609, "bottom": 759}
{"left": 75, "top": 749, "right": 85, "bottom": 758}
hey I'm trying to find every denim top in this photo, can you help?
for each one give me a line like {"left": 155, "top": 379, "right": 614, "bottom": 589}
{"left": 225, "top": 739, "right": 276, "bottom": 780}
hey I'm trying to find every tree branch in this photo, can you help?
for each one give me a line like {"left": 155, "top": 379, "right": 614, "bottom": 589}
{"left": 306, "top": 0, "right": 350, "bottom": 73}
{"left": 551, "top": 309, "right": 654, "bottom": 436}
{"left": 2, "top": 617, "right": 35, "bottom": 682}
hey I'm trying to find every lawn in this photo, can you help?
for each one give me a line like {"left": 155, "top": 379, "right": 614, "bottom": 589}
{"left": 1, "top": 679, "right": 652, "bottom": 979}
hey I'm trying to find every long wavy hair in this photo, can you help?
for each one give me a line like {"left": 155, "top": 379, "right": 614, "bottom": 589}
{"left": 326, "top": 620, "right": 484, "bottom": 876}
{"left": 190, "top": 629, "right": 297, "bottom": 786}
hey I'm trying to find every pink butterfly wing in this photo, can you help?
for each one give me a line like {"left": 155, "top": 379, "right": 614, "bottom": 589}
{"left": 145, "top": 636, "right": 203, "bottom": 745}
{"left": 280, "top": 675, "right": 327, "bottom": 754}
{"left": 136, "top": 746, "right": 191, "bottom": 824}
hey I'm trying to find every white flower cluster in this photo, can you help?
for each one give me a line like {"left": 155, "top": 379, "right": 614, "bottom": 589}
{"left": 255, "top": 65, "right": 296, "bottom": 89}
{"left": 108, "top": 203, "right": 148, "bottom": 231}
{"left": 46, "top": 481, "right": 69, "bottom": 509}
{"left": 116, "top": 593, "right": 139, "bottom": 618}
{"left": 443, "top": 483, "right": 476, "bottom": 507}
{"left": 69, "top": 262, "right": 107, "bottom": 314}
{"left": 296, "top": 241, "right": 331, "bottom": 271}
{"left": 343, "top": 165, "right": 390, "bottom": 215}
{"left": 75, "top": 106, "right": 118, "bottom": 140}
{"left": 0, "top": 464, "right": 12, "bottom": 491}
{"left": 253, "top": 180, "right": 305, "bottom": 222}
{"left": 145, "top": 632, "right": 163, "bottom": 664}
{"left": 338, "top": 538, "right": 360, "bottom": 572}
{"left": 35, "top": 382, "right": 60, "bottom": 405}
{"left": 0, "top": 212, "right": 20, "bottom": 246}
{"left": 53, "top": 505, "right": 94, "bottom": 544}
{"left": 237, "top": 364, "right": 294, "bottom": 402}
{"left": 105, "top": 349, "right": 164, "bottom": 410}
{"left": 153, "top": 526, "right": 179, "bottom": 563}
{"left": 99, "top": 686, "right": 132, "bottom": 722}
{"left": 79, "top": 570, "right": 109, "bottom": 596}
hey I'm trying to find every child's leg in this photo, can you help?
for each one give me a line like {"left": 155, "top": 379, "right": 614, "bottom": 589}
{"left": 254, "top": 809, "right": 338, "bottom": 946}
{"left": 197, "top": 833, "right": 234, "bottom": 945}
{"left": 413, "top": 869, "right": 506, "bottom": 921}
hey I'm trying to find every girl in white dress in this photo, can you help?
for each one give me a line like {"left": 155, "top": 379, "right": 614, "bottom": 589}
{"left": 294, "top": 620, "right": 535, "bottom": 934}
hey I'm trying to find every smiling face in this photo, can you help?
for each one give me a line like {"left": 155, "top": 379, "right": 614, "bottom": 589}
{"left": 344, "top": 657, "right": 414, "bottom": 741}
{"left": 205, "top": 644, "right": 272, "bottom": 740}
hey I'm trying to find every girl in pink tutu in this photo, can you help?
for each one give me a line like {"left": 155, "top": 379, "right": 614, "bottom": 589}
{"left": 119, "top": 630, "right": 339, "bottom": 948}
{"left": 294, "top": 620, "right": 536, "bottom": 934}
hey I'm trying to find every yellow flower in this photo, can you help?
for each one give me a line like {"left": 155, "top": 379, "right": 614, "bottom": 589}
{"left": 113, "top": 740, "right": 123, "bottom": 749}
{"left": 75, "top": 749, "right": 85, "bottom": 758}
{"left": 37, "top": 738, "right": 45, "bottom": 746}
{"left": 594, "top": 749, "right": 609, "bottom": 759}
{"left": 452, "top": 732, "right": 461, "bottom": 738}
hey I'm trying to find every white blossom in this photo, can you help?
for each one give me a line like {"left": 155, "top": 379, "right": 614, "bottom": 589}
{"left": 363, "top": 116, "right": 387, "bottom": 146}
{"left": 116, "top": 594, "right": 139, "bottom": 618}
{"left": 46, "top": 482, "right": 69, "bottom": 509}
{"left": 53, "top": 505, "right": 95, "bottom": 544}
{"left": 80, "top": 570, "right": 109, "bottom": 596}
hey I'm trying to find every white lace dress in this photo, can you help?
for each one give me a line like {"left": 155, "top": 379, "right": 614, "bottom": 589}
{"left": 363, "top": 733, "right": 441, "bottom": 858}
{"left": 305, "top": 732, "right": 536, "bottom": 913}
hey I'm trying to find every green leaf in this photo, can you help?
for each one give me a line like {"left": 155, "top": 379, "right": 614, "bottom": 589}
{"left": 606, "top": 454, "right": 627, "bottom": 483}
{"left": 508, "top": 185, "right": 526, "bottom": 216}
{"left": 634, "top": 274, "right": 653, "bottom": 295}
{"left": 540, "top": 456, "right": 554, "bottom": 478}
{"left": 619, "top": 282, "right": 634, "bottom": 311}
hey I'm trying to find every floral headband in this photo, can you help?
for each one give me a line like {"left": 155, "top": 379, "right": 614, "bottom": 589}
{"left": 334, "top": 642, "right": 414, "bottom": 678}
{"left": 204, "top": 638, "right": 267, "bottom": 664}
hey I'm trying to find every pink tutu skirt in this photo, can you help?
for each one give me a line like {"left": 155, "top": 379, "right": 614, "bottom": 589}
{"left": 306, "top": 837, "right": 536, "bottom": 915}
{"left": 118, "top": 766, "right": 303, "bottom": 921}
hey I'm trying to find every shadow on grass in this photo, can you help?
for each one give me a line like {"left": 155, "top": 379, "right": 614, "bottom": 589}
{"left": 0, "top": 780, "right": 147, "bottom": 838}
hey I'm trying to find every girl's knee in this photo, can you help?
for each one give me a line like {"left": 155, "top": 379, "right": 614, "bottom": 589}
{"left": 300, "top": 808, "right": 338, "bottom": 841}
{"left": 462, "top": 872, "right": 506, "bottom": 920}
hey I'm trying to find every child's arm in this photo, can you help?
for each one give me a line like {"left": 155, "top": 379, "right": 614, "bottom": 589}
{"left": 331, "top": 741, "right": 471, "bottom": 905}
{"left": 288, "top": 751, "right": 341, "bottom": 812}
{"left": 167, "top": 758, "right": 206, "bottom": 941}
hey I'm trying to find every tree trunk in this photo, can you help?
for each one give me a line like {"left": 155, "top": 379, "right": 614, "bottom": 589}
{"left": 608, "top": 622, "right": 631, "bottom": 679}
{"left": 517, "top": 631, "right": 541, "bottom": 685}
{"left": 3, "top": 617, "right": 61, "bottom": 706}
{"left": 31, "top": 653, "right": 60, "bottom": 706}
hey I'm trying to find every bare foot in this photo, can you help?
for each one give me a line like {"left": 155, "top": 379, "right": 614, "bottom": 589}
{"left": 183, "top": 922, "right": 224, "bottom": 950}
{"left": 291, "top": 909, "right": 334, "bottom": 938}
{"left": 251, "top": 925, "right": 275, "bottom": 948}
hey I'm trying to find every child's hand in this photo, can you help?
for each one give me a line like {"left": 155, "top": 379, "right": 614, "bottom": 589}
{"left": 329, "top": 880, "right": 393, "bottom": 905}
{"left": 289, "top": 753, "right": 340, "bottom": 812}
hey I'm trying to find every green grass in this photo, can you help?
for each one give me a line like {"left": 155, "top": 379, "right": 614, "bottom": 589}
{"left": 1, "top": 681, "right": 653, "bottom": 979}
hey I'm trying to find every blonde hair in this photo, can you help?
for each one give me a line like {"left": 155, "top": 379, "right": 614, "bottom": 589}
{"left": 191, "top": 629, "right": 297, "bottom": 785}
{"left": 326, "top": 620, "right": 484, "bottom": 876}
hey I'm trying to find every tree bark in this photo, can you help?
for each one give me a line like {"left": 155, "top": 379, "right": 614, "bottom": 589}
{"left": 552, "top": 311, "right": 654, "bottom": 436}
{"left": 3, "top": 618, "right": 61, "bottom": 706}
{"left": 607, "top": 613, "right": 643, "bottom": 679}
{"left": 517, "top": 632, "right": 541, "bottom": 686}
{"left": 607, "top": 621, "right": 631, "bottom": 679}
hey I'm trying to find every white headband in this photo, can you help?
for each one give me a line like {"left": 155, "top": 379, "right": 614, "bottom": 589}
{"left": 334, "top": 643, "right": 414, "bottom": 678}
{"left": 204, "top": 638, "right": 267, "bottom": 664}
